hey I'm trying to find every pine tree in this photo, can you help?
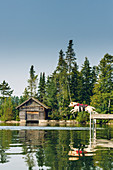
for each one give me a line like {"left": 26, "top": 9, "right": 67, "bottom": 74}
{"left": 76, "top": 71, "right": 84, "bottom": 103}
{"left": 55, "top": 50, "right": 69, "bottom": 116}
{"left": 27, "top": 65, "right": 38, "bottom": 97}
{"left": 38, "top": 72, "right": 46, "bottom": 102}
{"left": 11, "top": 96, "right": 20, "bottom": 120}
{"left": 23, "top": 88, "right": 29, "bottom": 101}
{"left": 45, "top": 76, "right": 58, "bottom": 118}
{"left": 56, "top": 50, "right": 67, "bottom": 73}
{"left": 70, "top": 62, "right": 80, "bottom": 101}
{"left": 65, "top": 40, "right": 76, "bottom": 101}
{"left": 0, "top": 97, "right": 13, "bottom": 121}
{"left": 0, "top": 80, "right": 13, "bottom": 98}
{"left": 98, "top": 54, "right": 113, "bottom": 93}
{"left": 81, "top": 57, "right": 92, "bottom": 104}
{"left": 91, "top": 66, "right": 98, "bottom": 94}
{"left": 91, "top": 54, "right": 113, "bottom": 114}
{"left": 65, "top": 40, "right": 76, "bottom": 74}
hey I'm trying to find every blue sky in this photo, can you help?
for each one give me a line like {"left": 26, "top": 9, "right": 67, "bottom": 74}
{"left": 0, "top": 0, "right": 113, "bottom": 96}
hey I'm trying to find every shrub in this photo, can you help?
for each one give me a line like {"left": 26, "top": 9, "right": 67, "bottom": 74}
{"left": 76, "top": 111, "right": 89, "bottom": 123}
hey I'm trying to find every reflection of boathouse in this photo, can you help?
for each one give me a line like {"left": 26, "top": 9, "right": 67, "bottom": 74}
{"left": 16, "top": 97, "right": 48, "bottom": 123}
{"left": 19, "top": 130, "right": 45, "bottom": 146}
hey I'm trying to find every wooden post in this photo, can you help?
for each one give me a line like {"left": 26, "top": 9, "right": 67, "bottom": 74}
{"left": 89, "top": 111, "right": 92, "bottom": 148}
{"left": 93, "top": 119, "right": 96, "bottom": 147}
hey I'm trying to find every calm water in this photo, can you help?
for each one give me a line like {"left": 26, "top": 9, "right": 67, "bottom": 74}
{"left": 0, "top": 124, "right": 113, "bottom": 170}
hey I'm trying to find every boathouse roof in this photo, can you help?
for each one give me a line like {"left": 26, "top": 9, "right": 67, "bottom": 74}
{"left": 16, "top": 97, "right": 49, "bottom": 109}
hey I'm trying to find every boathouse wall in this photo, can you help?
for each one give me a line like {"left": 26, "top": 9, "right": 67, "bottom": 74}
{"left": 16, "top": 97, "right": 48, "bottom": 122}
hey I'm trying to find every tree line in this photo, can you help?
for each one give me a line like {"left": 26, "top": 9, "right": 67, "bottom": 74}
{"left": 0, "top": 40, "right": 113, "bottom": 122}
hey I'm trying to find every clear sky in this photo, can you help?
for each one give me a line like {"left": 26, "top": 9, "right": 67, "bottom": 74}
{"left": 0, "top": 0, "right": 113, "bottom": 96}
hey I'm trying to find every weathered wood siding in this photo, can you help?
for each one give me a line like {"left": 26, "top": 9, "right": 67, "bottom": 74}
{"left": 19, "top": 111, "right": 26, "bottom": 120}
{"left": 27, "top": 113, "right": 39, "bottom": 121}
{"left": 39, "top": 112, "right": 45, "bottom": 120}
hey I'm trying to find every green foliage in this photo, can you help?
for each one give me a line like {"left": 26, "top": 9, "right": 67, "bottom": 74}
{"left": 65, "top": 40, "right": 76, "bottom": 74}
{"left": 91, "top": 54, "right": 113, "bottom": 115}
{"left": 45, "top": 76, "right": 58, "bottom": 114}
{"left": 65, "top": 40, "right": 76, "bottom": 101}
{"left": 27, "top": 65, "right": 38, "bottom": 97}
{"left": 11, "top": 96, "right": 20, "bottom": 120}
{"left": 76, "top": 111, "right": 89, "bottom": 123}
{"left": 0, "top": 97, "right": 13, "bottom": 121}
{"left": 70, "top": 62, "right": 80, "bottom": 102}
{"left": 81, "top": 57, "right": 95, "bottom": 104}
{"left": 0, "top": 80, "right": 13, "bottom": 98}
{"left": 0, "top": 96, "right": 20, "bottom": 121}
{"left": 54, "top": 49, "right": 70, "bottom": 115}
{"left": 49, "top": 112, "right": 61, "bottom": 120}
{"left": 38, "top": 72, "right": 46, "bottom": 103}
{"left": 22, "top": 88, "right": 29, "bottom": 101}
{"left": 0, "top": 42, "right": 112, "bottom": 123}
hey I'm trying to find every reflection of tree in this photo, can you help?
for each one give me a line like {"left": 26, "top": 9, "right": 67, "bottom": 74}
{"left": 42, "top": 130, "right": 70, "bottom": 169}
{"left": 19, "top": 127, "right": 113, "bottom": 170}
{"left": 56, "top": 130, "right": 69, "bottom": 169}
{"left": 68, "top": 156, "right": 95, "bottom": 170}
{"left": 0, "top": 130, "right": 13, "bottom": 164}
{"left": 20, "top": 130, "right": 45, "bottom": 169}
{"left": 38, "top": 130, "right": 95, "bottom": 169}
{"left": 36, "top": 147, "right": 44, "bottom": 167}
{"left": 92, "top": 126, "right": 113, "bottom": 169}
{"left": 25, "top": 151, "right": 35, "bottom": 170}
{"left": 68, "top": 130, "right": 96, "bottom": 170}
{"left": 43, "top": 131, "right": 58, "bottom": 167}
{"left": 94, "top": 149, "right": 113, "bottom": 169}
{"left": 0, "top": 130, "right": 12, "bottom": 149}
{"left": 20, "top": 129, "right": 72, "bottom": 169}
{"left": 68, "top": 126, "right": 113, "bottom": 170}
{"left": 0, "top": 148, "right": 8, "bottom": 163}
{"left": 21, "top": 141, "right": 35, "bottom": 170}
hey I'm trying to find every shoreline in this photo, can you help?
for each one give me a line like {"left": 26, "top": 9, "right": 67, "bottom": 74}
{"left": 0, "top": 120, "right": 113, "bottom": 125}
{"left": 0, "top": 120, "right": 78, "bottom": 125}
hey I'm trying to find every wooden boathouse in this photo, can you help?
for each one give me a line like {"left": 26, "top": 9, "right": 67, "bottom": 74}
{"left": 16, "top": 97, "right": 48, "bottom": 123}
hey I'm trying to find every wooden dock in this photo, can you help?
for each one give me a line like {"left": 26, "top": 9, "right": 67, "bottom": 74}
{"left": 91, "top": 114, "right": 113, "bottom": 120}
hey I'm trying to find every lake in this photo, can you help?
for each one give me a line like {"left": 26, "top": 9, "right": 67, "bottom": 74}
{"left": 0, "top": 123, "right": 113, "bottom": 170}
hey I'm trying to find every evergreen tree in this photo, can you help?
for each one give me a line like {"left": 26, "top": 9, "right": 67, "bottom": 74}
{"left": 65, "top": 40, "right": 76, "bottom": 101}
{"left": 98, "top": 54, "right": 113, "bottom": 93}
{"left": 56, "top": 50, "right": 67, "bottom": 73}
{"left": 65, "top": 40, "right": 76, "bottom": 74}
{"left": 0, "top": 80, "right": 13, "bottom": 98}
{"left": 45, "top": 76, "right": 58, "bottom": 119}
{"left": 81, "top": 57, "right": 92, "bottom": 104}
{"left": 55, "top": 50, "right": 69, "bottom": 116}
{"left": 0, "top": 97, "right": 13, "bottom": 121}
{"left": 22, "top": 88, "right": 29, "bottom": 101}
{"left": 91, "top": 66, "right": 98, "bottom": 95}
{"left": 76, "top": 71, "right": 84, "bottom": 103}
{"left": 70, "top": 62, "right": 80, "bottom": 102}
{"left": 91, "top": 54, "right": 113, "bottom": 114}
{"left": 38, "top": 72, "right": 46, "bottom": 102}
{"left": 11, "top": 96, "right": 20, "bottom": 120}
{"left": 19, "top": 96, "right": 26, "bottom": 105}
{"left": 27, "top": 65, "right": 38, "bottom": 97}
